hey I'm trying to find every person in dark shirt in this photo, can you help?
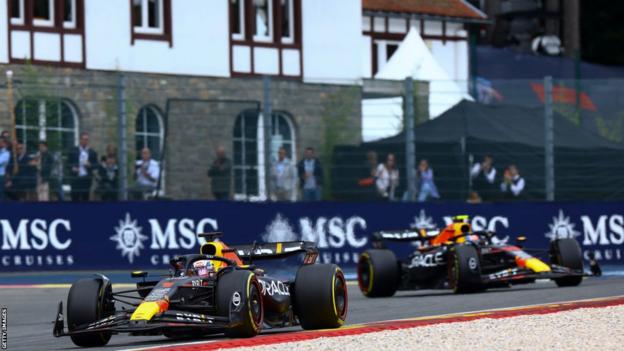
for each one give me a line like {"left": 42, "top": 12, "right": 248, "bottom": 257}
{"left": 470, "top": 155, "right": 498, "bottom": 201}
{"left": 297, "top": 147, "right": 324, "bottom": 201}
{"left": 500, "top": 164, "right": 526, "bottom": 200}
{"left": 68, "top": 132, "right": 98, "bottom": 201}
{"left": 7, "top": 143, "right": 37, "bottom": 201}
{"left": 97, "top": 155, "right": 119, "bottom": 201}
{"left": 207, "top": 146, "right": 232, "bottom": 200}
{"left": 357, "top": 151, "right": 380, "bottom": 200}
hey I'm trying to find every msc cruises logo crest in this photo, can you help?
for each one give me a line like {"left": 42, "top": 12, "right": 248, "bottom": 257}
{"left": 545, "top": 210, "right": 581, "bottom": 241}
{"left": 261, "top": 213, "right": 298, "bottom": 242}
{"left": 110, "top": 213, "right": 148, "bottom": 263}
{"left": 410, "top": 209, "right": 436, "bottom": 230}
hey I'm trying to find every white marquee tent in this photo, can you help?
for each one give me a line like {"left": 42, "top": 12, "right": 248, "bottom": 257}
{"left": 362, "top": 27, "right": 472, "bottom": 141}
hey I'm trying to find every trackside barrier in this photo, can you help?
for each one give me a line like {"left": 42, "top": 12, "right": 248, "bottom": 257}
{"left": 0, "top": 201, "right": 623, "bottom": 272}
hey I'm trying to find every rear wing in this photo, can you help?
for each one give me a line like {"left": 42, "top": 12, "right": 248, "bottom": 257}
{"left": 373, "top": 229, "right": 439, "bottom": 242}
{"left": 228, "top": 241, "right": 319, "bottom": 264}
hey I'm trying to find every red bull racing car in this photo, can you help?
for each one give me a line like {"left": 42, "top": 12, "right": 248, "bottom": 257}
{"left": 358, "top": 215, "right": 585, "bottom": 297}
{"left": 53, "top": 233, "right": 348, "bottom": 347}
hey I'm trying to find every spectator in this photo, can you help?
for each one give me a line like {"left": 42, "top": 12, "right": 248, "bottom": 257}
{"left": 467, "top": 191, "right": 482, "bottom": 204}
{"left": 417, "top": 159, "right": 440, "bottom": 202}
{"left": 0, "top": 131, "right": 11, "bottom": 150}
{"left": 207, "top": 146, "right": 232, "bottom": 200}
{"left": 470, "top": 155, "right": 497, "bottom": 201}
{"left": 68, "top": 132, "right": 98, "bottom": 201}
{"left": 270, "top": 147, "right": 297, "bottom": 201}
{"left": 357, "top": 151, "right": 379, "bottom": 199}
{"left": 133, "top": 147, "right": 160, "bottom": 199}
{"left": 0, "top": 138, "right": 9, "bottom": 201}
{"left": 375, "top": 153, "right": 399, "bottom": 201}
{"left": 500, "top": 164, "right": 525, "bottom": 199}
{"left": 36, "top": 141, "right": 54, "bottom": 201}
{"left": 50, "top": 152, "right": 65, "bottom": 201}
{"left": 7, "top": 143, "right": 37, "bottom": 201}
{"left": 105, "top": 144, "right": 117, "bottom": 159}
{"left": 297, "top": 147, "right": 324, "bottom": 201}
{"left": 97, "top": 155, "right": 118, "bottom": 201}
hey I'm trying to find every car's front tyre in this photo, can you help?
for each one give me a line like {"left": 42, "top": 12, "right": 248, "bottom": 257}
{"left": 550, "top": 238, "right": 584, "bottom": 287}
{"left": 67, "top": 277, "right": 115, "bottom": 347}
{"left": 449, "top": 244, "right": 483, "bottom": 293}
{"left": 216, "top": 270, "right": 263, "bottom": 338}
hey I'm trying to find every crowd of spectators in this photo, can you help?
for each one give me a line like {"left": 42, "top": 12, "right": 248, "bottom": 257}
{"left": 206, "top": 145, "right": 325, "bottom": 202}
{"left": 0, "top": 131, "right": 160, "bottom": 202}
{"left": 469, "top": 155, "right": 526, "bottom": 202}
{"left": 353, "top": 151, "right": 525, "bottom": 203}
{"left": 0, "top": 128, "right": 526, "bottom": 203}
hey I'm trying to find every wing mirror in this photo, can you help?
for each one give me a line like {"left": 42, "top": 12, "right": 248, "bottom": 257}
{"left": 515, "top": 236, "right": 527, "bottom": 247}
{"left": 131, "top": 271, "right": 148, "bottom": 279}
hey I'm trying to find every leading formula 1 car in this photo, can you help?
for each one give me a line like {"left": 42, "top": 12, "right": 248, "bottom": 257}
{"left": 53, "top": 233, "right": 348, "bottom": 347}
{"left": 357, "top": 215, "right": 585, "bottom": 297}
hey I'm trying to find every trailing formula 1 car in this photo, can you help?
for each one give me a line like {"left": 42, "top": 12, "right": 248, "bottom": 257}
{"left": 53, "top": 233, "right": 348, "bottom": 347}
{"left": 358, "top": 215, "right": 585, "bottom": 297}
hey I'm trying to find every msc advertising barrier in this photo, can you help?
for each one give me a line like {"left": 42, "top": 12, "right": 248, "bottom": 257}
{"left": 1, "top": 201, "right": 623, "bottom": 272}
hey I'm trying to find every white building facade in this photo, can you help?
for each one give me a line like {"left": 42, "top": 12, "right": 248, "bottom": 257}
{"left": 0, "top": 0, "right": 363, "bottom": 83}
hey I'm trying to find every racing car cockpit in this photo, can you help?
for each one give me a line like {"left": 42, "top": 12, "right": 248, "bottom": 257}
{"left": 169, "top": 254, "right": 236, "bottom": 278}
{"left": 430, "top": 215, "right": 479, "bottom": 246}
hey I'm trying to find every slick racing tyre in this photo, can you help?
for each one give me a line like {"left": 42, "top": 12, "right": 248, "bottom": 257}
{"left": 294, "top": 264, "right": 348, "bottom": 330}
{"left": 357, "top": 249, "right": 399, "bottom": 297}
{"left": 67, "top": 277, "right": 115, "bottom": 347}
{"left": 216, "top": 270, "right": 263, "bottom": 338}
{"left": 449, "top": 244, "right": 483, "bottom": 293}
{"left": 550, "top": 238, "right": 584, "bottom": 287}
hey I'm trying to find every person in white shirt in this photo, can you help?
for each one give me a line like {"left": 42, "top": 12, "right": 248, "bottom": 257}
{"left": 500, "top": 164, "right": 525, "bottom": 199}
{"left": 69, "top": 132, "right": 98, "bottom": 201}
{"left": 270, "top": 147, "right": 297, "bottom": 201}
{"left": 133, "top": 147, "right": 160, "bottom": 199}
{"left": 375, "top": 153, "right": 399, "bottom": 201}
{"left": 0, "top": 137, "right": 10, "bottom": 201}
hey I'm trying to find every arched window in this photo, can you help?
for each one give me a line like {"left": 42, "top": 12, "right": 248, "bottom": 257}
{"left": 15, "top": 98, "right": 78, "bottom": 155}
{"left": 233, "top": 109, "right": 296, "bottom": 200}
{"left": 135, "top": 105, "right": 164, "bottom": 160}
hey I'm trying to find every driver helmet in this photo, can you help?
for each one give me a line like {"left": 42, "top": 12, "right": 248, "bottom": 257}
{"left": 193, "top": 259, "right": 214, "bottom": 277}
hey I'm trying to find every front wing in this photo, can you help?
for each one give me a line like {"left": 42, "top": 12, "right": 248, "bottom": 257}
{"left": 53, "top": 298, "right": 243, "bottom": 337}
{"left": 482, "top": 264, "right": 586, "bottom": 284}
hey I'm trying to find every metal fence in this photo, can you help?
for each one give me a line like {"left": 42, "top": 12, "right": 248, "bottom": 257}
{"left": 1, "top": 67, "right": 624, "bottom": 203}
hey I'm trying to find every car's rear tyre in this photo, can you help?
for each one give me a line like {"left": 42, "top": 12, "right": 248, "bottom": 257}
{"left": 67, "top": 277, "right": 114, "bottom": 347}
{"left": 550, "top": 238, "right": 584, "bottom": 287}
{"left": 449, "top": 244, "right": 483, "bottom": 293}
{"left": 216, "top": 270, "right": 263, "bottom": 338}
{"left": 357, "top": 249, "right": 399, "bottom": 297}
{"left": 294, "top": 264, "right": 348, "bottom": 330}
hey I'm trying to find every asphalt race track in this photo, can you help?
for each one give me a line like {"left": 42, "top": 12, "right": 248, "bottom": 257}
{"left": 2, "top": 277, "right": 624, "bottom": 351}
